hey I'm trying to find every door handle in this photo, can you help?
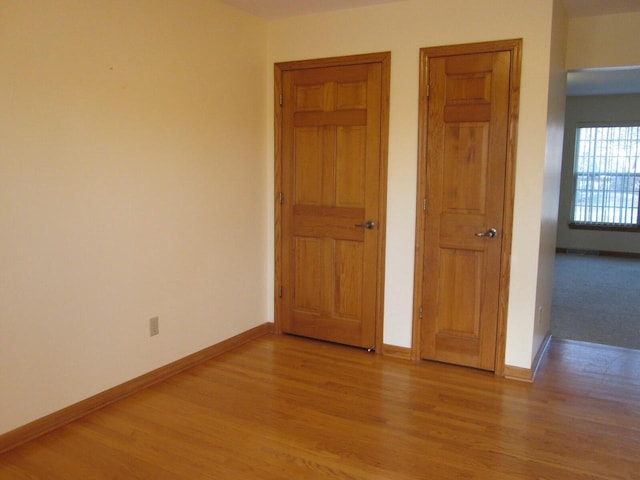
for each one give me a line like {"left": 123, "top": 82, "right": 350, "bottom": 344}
{"left": 355, "top": 220, "right": 376, "bottom": 230}
{"left": 475, "top": 227, "right": 497, "bottom": 238}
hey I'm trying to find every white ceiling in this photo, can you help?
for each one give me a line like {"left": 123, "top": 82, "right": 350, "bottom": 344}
{"left": 219, "top": 0, "right": 405, "bottom": 18}
{"left": 567, "top": 68, "right": 640, "bottom": 95}
{"left": 220, "top": 0, "right": 640, "bottom": 19}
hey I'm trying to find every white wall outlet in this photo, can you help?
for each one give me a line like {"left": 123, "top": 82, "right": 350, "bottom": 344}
{"left": 149, "top": 316, "right": 159, "bottom": 336}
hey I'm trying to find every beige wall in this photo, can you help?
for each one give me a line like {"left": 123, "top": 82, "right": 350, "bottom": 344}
{"left": 1, "top": 0, "right": 571, "bottom": 436}
{"left": 567, "top": 11, "right": 640, "bottom": 70}
{"left": 533, "top": 0, "right": 568, "bottom": 364}
{"left": 557, "top": 94, "right": 640, "bottom": 254}
{"left": 267, "top": 0, "right": 558, "bottom": 369}
{"left": 0, "top": 0, "right": 268, "bottom": 434}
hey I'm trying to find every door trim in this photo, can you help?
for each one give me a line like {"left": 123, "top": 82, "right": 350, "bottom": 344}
{"left": 411, "top": 39, "right": 522, "bottom": 375}
{"left": 274, "top": 52, "right": 391, "bottom": 353}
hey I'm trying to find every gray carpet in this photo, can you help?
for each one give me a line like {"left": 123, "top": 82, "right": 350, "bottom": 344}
{"left": 551, "top": 253, "right": 640, "bottom": 350}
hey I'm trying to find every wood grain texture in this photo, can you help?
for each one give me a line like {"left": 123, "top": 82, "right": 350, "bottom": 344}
{"left": 503, "top": 365, "right": 534, "bottom": 382}
{"left": 421, "top": 49, "right": 510, "bottom": 371}
{"left": 413, "top": 39, "right": 522, "bottom": 374}
{"left": 0, "top": 323, "right": 273, "bottom": 455}
{"left": 382, "top": 343, "right": 412, "bottom": 360}
{"left": 274, "top": 64, "right": 284, "bottom": 335}
{"left": 1, "top": 335, "right": 638, "bottom": 479}
{"left": 276, "top": 53, "right": 390, "bottom": 350}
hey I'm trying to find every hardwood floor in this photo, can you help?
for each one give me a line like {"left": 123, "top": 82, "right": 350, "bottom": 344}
{"left": 1, "top": 334, "right": 639, "bottom": 479}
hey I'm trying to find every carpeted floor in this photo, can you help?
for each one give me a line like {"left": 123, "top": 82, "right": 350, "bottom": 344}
{"left": 551, "top": 253, "right": 640, "bottom": 350}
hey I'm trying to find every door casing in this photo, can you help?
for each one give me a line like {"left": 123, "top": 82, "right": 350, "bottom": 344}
{"left": 412, "top": 39, "right": 522, "bottom": 375}
{"left": 274, "top": 52, "right": 391, "bottom": 353}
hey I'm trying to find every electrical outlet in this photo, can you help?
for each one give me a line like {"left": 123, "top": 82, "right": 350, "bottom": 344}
{"left": 149, "top": 316, "right": 159, "bottom": 336}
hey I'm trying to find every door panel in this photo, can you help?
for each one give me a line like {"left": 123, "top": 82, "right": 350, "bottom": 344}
{"left": 294, "top": 128, "right": 323, "bottom": 205}
{"left": 336, "top": 126, "right": 366, "bottom": 207}
{"left": 443, "top": 123, "right": 489, "bottom": 212}
{"left": 277, "top": 54, "right": 389, "bottom": 349}
{"left": 419, "top": 46, "right": 515, "bottom": 371}
{"left": 293, "top": 237, "right": 322, "bottom": 314}
{"left": 335, "top": 240, "right": 364, "bottom": 320}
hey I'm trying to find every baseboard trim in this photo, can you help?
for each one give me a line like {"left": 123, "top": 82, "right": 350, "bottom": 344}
{"left": 382, "top": 344, "right": 412, "bottom": 360}
{"left": 0, "top": 322, "right": 274, "bottom": 455}
{"left": 504, "top": 332, "right": 552, "bottom": 383}
{"left": 556, "top": 248, "right": 640, "bottom": 259}
{"left": 503, "top": 365, "right": 533, "bottom": 382}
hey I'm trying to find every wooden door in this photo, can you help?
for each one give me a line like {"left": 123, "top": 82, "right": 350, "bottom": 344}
{"left": 415, "top": 41, "right": 521, "bottom": 371}
{"left": 275, "top": 53, "right": 390, "bottom": 350}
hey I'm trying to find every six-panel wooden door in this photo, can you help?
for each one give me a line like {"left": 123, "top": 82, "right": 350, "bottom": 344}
{"left": 276, "top": 54, "right": 389, "bottom": 350}
{"left": 417, "top": 42, "right": 519, "bottom": 371}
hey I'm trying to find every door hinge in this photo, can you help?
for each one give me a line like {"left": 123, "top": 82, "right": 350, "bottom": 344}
{"left": 279, "top": 285, "right": 283, "bottom": 298}
{"left": 278, "top": 191, "right": 283, "bottom": 204}
{"left": 419, "top": 306, "right": 423, "bottom": 319}
{"left": 279, "top": 93, "right": 283, "bottom": 107}
{"left": 425, "top": 84, "right": 430, "bottom": 97}
{"left": 423, "top": 198, "right": 427, "bottom": 212}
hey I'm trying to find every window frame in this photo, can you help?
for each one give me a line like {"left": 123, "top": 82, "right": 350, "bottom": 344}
{"left": 569, "top": 121, "right": 640, "bottom": 233}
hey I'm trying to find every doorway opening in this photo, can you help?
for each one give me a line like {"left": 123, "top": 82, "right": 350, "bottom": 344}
{"left": 553, "top": 67, "right": 640, "bottom": 350}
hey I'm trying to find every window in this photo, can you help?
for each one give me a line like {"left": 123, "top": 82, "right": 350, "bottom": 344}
{"left": 571, "top": 125, "right": 640, "bottom": 230}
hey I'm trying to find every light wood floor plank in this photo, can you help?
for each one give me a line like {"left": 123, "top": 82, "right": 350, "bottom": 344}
{"left": 1, "top": 335, "right": 639, "bottom": 479}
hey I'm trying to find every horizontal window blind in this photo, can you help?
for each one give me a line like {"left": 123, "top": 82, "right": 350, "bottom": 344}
{"left": 572, "top": 126, "right": 640, "bottom": 227}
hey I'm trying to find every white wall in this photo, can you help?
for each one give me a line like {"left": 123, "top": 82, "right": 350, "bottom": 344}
{"left": 0, "top": 0, "right": 269, "bottom": 434}
{"left": 557, "top": 94, "right": 640, "bottom": 254}
{"left": 267, "top": 0, "right": 557, "bottom": 369}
